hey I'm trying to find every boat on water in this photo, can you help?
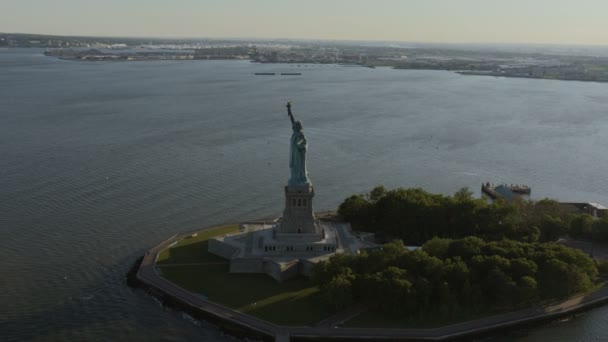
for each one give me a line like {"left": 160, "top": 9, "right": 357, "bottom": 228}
{"left": 280, "top": 73, "right": 302, "bottom": 76}
{"left": 254, "top": 72, "right": 275, "bottom": 75}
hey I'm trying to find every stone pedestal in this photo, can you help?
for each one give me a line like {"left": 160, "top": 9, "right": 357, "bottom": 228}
{"left": 277, "top": 184, "right": 322, "bottom": 241}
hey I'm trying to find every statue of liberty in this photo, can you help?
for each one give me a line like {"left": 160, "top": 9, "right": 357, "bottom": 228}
{"left": 286, "top": 101, "right": 311, "bottom": 186}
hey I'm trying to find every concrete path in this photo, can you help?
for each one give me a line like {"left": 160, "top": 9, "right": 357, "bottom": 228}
{"left": 332, "top": 222, "right": 356, "bottom": 254}
{"left": 313, "top": 304, "right": 367, "bottom": 328}
{"left": 155, "top": 262, "right": 229, "bottom": 267}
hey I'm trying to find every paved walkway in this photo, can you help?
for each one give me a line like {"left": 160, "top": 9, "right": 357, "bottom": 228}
{"left": 313, "top": 304, "right": 367, "bottom": 328}
{"left": 137, "top": 223, "right": 608, "bottom": 341}
{"left": 156, "top": 262, "right": 229, "bottom": 267}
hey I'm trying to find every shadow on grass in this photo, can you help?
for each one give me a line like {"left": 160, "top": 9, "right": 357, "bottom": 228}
{"left": 159, "top": 264, "right": 332, "bottom": 325}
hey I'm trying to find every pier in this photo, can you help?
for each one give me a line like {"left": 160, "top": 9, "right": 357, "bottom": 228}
{"left": 482, "top": 182, "right": 531, "bottom": 201}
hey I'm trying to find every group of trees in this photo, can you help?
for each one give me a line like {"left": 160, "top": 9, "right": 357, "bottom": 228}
{"left": 324, "top": 186, "right": 608, "bottom": 320}
{"left": 338, "top": 186, "right": 608, "bottom": 245}
{"left": 313, "top": 238, "right": 599, "bottom": 320}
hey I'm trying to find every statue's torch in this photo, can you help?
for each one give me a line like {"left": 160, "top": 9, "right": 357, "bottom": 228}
{"left": 287, "top": 101, "right": 295, "bottom": 124}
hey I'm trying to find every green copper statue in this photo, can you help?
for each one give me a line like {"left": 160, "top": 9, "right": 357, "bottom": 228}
{"left": 286, "top": 101, "right": 311, "bottom": 186}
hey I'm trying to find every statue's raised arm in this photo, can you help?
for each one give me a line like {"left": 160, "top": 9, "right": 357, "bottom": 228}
{"left": 287, "top": 101, "right": 296, "bottom": 126}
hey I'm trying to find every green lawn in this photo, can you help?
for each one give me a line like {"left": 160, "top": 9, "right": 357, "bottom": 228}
{"left": 157, "top": 225, "right": 240, "bottom": 265}
{"left": 156, "top": 225, "right": 332, "bottom": 325}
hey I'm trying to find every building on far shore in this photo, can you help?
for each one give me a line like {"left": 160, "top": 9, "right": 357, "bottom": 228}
{"left": 208, "top": 103, "right": 375, "bottom": 282}
{"left": 559, "top": 202, "right": 608, "bottom": 218}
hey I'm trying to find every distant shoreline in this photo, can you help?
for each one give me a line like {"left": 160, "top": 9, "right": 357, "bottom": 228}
{"left": 457, "top": 70, "right": 608, "bottom": 83}
{"left": 40, "top": 48, "right": 608, "bottom": 83}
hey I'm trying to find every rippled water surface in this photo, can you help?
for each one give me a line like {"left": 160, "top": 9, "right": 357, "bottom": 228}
{"left": 2, "top": 48, "right": 608, "bottom": 341}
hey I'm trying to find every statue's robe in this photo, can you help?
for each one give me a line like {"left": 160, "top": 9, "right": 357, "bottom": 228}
{"left": 289, "top": 130, "right": 309, "bottom": 185}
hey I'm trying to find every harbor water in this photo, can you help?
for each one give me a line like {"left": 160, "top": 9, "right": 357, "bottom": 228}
{"left": 2, "top": 48, "right": 608, "bottom": 341}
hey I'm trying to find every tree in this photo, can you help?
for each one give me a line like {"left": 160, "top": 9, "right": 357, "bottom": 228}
{"left": 446, "top": 236, "right": 484, "bottom": 259}
{"left": 325, "top": 272, "right": 355, "bottom": 310}
{"left": 593, "top": 218, "right": 608, "bottom": 241}
{"left": 368, "top": 185, "right": 387, "bottom": 203}
{"left": 454, "top": 187, "right": 474, "bottom": 202}
{"left": 443, "top": 257, "right": 470, "bottom": 286}
{"left": 538, "top": 215, "right": 567, "bottom": 242}
{"left": 597, "top": 260, "right": 608, "bottom": 277}
{"left": 516, "top": 276, "right": 538, "bottom": 304}
{"left": 324, "top": 187, "right": 604, "bottom": 320}
{"left": 422, "top": 237, "right": 451, "bottom": 259}
{"left": 361, "top": 266, "right": 415, "bottom": 314}
{"left": 339, "top": 186, "right": 590, "bottom": 245}
{"left": 470, "top": 255, "right": 511, "bottom": 282}
{"left": 401, "top": 249, "right": 444, "bottom": 282}
{"left": 316, "top": 237, "right": 599, "bottom": 320}
{"left": 510, "top": 258, "right": 538, "bottom": 279}
{"left": 338, "top": 194, "right": 372, "bottom": 230}
{"left": 382, "top": 239, "right": 408, "bottom": 264}
{"left": 538, "top": 258, "right": 573, "bottom": 298}
{"left": 522, "top": 225, "right": 541, "bottom": 243}
{"left": 311, "top": 254, "right": 356, "bottom": 285}
{"left": 532, "top": 199, "right": 565, "bottom": 224}
{"left": 569, "top": 214, "right": 594, "bottom": 239}
{"left": 483, "top": 268, "right": 516, "bottom": 308}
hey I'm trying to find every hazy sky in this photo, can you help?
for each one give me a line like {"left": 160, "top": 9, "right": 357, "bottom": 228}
{"left": 2, "top": 0, "right": 607, "bottom": 45}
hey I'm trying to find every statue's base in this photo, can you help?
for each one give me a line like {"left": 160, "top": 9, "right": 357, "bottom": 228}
{"left": 278, "top": 184, "right": 320, "bottom": 239}
{"left": 276, "top": 219, "right": 324, "bottom": 242}
{"left": 207, "top": 220, "right": 376, "bottom": 282}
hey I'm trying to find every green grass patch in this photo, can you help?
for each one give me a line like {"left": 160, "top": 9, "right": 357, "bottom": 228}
{"left": 157, "top": 225, "right": 239, "bottom": 265}
{"left": 156, "top": 224, "right": 332, "bottom": 325}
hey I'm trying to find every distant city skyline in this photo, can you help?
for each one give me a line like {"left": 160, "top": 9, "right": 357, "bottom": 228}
{"left": 2, "top": 0, "right": 608, "bottom": 46}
